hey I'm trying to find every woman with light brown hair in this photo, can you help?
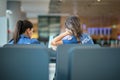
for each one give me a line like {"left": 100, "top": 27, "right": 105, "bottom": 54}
{"left": 51, "top": 16, "right": 94, "bottom": 49}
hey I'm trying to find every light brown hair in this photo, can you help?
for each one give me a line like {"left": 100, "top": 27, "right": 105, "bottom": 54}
{"left": 65, "top": 16, "right": 83, "bottom": 42}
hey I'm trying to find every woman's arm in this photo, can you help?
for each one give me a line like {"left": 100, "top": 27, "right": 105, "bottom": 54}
{"left": 51, "top": 31, "right": 70, "bottom": 46}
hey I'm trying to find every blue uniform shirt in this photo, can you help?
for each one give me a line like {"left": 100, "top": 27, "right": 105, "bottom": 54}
{"left": 9, "top": 34, "right": 40, "bottom": 44}
{"left": 62, "top": 33, "right": 94, "bottom": 44}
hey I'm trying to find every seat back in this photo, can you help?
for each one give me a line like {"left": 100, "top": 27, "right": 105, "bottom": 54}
{"left": 3, "top": 44, "right": 46, "bottom": 48}
{"left": 3, "top": 44, "right": 56, "bottom": 62}
{"left": 69, "top": 47, "right": 120, "bottom": 80}
{"left": 56, "top": 44, "right": 101, "bottom": 80}
{"left": 0, "top": 47, "right": 49, "bottom": 80}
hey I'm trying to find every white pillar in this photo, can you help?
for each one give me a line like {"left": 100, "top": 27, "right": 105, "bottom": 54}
{"left": 7, "top": 1, "right": 22, "bottom": 31}
{"left": 7, "top": 1, "right": 22, "bottom": 40}
{"left": 0, "top": 0, "right": 7, "bottom": 46}
{"left": 0, "top": 0, "right": 6, "bottom": 16}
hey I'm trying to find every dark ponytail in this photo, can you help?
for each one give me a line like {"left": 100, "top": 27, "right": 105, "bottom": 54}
{"left": 13, "top": 20, "right": 33, "bottom": 44}
{"left": 13, "top": 20, "right": 23, "bottom": 44}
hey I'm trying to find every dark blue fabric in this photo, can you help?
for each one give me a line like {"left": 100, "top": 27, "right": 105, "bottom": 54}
{"left": 8, "top": 34, "right": 40, "bottom": 44}
{"left": 62, "top": 33, "right": 94, "bottom": 44}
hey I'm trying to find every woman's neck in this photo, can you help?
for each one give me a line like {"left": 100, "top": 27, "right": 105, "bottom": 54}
{"left": 23, "top": 33, "right": 30, "bottom": 38}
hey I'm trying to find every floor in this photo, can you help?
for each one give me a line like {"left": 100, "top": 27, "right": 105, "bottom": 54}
{"left": 49, "top": 63, "right": 56, "bottom": 80}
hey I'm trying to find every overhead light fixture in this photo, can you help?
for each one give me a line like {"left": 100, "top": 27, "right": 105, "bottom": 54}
{"left": 112, "top": 25, "right": 116, "bottom": 28}
{"left": 97, "top": 0, "right": 101, "bottom": 2}
{"left": 58, "top": 0, "right": 62, "bottom": 2}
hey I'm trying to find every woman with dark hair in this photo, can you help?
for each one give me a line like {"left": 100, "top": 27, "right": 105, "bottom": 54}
{"left": 9, "top": 20, "right": 40, "bottom": 44}
{"left": 51, "top": 16, "right": 94, "bottom": 49}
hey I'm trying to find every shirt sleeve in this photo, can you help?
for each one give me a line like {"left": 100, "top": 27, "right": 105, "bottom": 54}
{"left": 62, "top": 36, "right": 78, "bottom": 44}
{"left": 62, "top": 39, "right": 71, "bottom": 44}
{"left": 31, "top": 39, "right": 46, "bottom": 47}
{"left": 31, "top": 39, "right": 40, "bottom": 44}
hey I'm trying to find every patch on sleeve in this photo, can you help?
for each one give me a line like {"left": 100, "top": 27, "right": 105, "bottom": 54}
{"left": 62, "top": 35, "right": 73, "bottom": 40}
{"left": 81, "top": 36, "right": 91, "bottom": 44}
{"left": 67, "top": 35, "right": 72, "bottom": 40}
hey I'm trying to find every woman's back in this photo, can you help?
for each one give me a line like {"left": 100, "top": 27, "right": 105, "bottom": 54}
{"left": 8, "top": 20, "right": 40, "bottom": 44}
{"left": 62, "top": 33, "right": 94, "bottom": 44}
{"left": 51, "top": 16, "right": 94, "bottom": 50}
{"left": 9, "top": 34, "right": 40, "bottom": 44}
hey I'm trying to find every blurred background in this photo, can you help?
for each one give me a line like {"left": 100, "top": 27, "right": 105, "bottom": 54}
{"left": 0, "top": 0, "right": 120, "bottom": 47}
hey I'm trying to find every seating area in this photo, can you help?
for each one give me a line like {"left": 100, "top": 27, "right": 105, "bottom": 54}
{"left": 0, "top": 44, "right": 120, "bottom": 80}
{"left": 69, "top": 47, "right": 120, "bottom": 80}
{"left": 56, "top": 44, "right": 101, "bottom": 80}
{"left": 0, "top": 46, "right": 49, "bottom": 80}
{"left": 1, "top": 0, "right": 120, "bottom": 80}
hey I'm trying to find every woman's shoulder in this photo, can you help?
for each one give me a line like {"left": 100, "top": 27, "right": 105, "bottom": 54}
{"left": 30, "top": 38, "right": 40, "bottom": 44}
{"left": 8, "top": 37, "right": 40, "bottom": 44}
{"left": 62, "top": 35, "right": 76, "bottom": 41}
{"left": 81, "top": 33, "right": 94, "bottom": 44}
{"left": 62, "top": 35, "right": 74, "bottom": 40}
{"left": 62, "top": 35, "right": 78, "bottom": 44}
{"left": 20, "top": 34, "right": 40, "bottom": 44}
{"left": 30, "top": 39, "right": 46, "bottom": 46}
{"left": 81, "top": 33, "right": 91, "bottom": 39}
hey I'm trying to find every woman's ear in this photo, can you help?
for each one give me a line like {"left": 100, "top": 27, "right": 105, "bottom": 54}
{"left": 26, "top": 28, "right": 31, "bottom": 34}
{"left": 26, "top": 28, "right": 33, "bottom": 36}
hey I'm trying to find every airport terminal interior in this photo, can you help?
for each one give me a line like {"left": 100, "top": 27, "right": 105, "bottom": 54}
{"left": 0, "top": 0, "right": 120, "bottom": 80}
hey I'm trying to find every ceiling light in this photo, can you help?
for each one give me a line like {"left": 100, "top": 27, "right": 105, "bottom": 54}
{"left": 97, "top": 0, "right": 101, "bottom": 2}
{"left": 58, "top": 0, "right": 62, "bottom": 2}
{"left": 112, "top": 25, "right": 116, "bottom": 28}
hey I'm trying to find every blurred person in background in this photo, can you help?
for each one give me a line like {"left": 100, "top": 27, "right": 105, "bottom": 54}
{"left": 9, "top": 20, "right": 40, "bottom": 44}
{"left": 51, "top": 16, "right": 94, "bottom": 50}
